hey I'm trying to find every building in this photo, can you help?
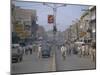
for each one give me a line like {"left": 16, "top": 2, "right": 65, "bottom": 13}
{"left": 79, "top": 10, "right": 90, "bottom": 43}
{"left": 36, "top": 25, "right": 47, "bottom": 40}
{"left": 89, "top": 6, "right": 96, "bottom": 42}
{"left": 64, "top": 6, "right": 96, "bottom": 44}
{"left": 64, "top": 25, "right": 73, "bottom": 43}
{"left": 12, "top": 5, "right": 37, "bottom": 40}
{"left": 70, "top": 23, "right": 78, "bottom": 42}
{"left": 11, "top": 4, "right": 16, "bottom": 32}
{"left": 79, "top": 6, "right": 96, "bottom": 43}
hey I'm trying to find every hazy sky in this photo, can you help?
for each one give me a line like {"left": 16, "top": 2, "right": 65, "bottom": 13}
{"left": 12, "top": 1, "right": 90, "bottom": 31}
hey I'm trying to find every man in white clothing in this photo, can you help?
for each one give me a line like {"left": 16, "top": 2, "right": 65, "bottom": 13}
{"left": 61, "top": 44, "right": 67, "bottom": 60}
{"left": 38, "top": 45, "right": 42, "bottom": 58}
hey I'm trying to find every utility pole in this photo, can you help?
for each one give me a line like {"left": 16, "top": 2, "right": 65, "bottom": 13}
{"left": 43, "top": 3, "right": 67, "bottom": 42}
{"left": 53, "top": 5, "right": 57, "bottom": 41}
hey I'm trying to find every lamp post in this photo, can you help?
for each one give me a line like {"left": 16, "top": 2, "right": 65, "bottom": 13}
{"left": 43, "top": 3, "right": 67, "bottom": 41}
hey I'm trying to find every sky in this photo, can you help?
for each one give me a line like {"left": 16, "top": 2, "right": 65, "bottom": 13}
{"left": 12, "top": 0, "right": 90, "bottom": 32}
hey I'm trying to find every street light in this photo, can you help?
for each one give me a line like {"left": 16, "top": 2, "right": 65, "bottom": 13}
{"left": 43, "top": 2, "right": 67, "bottom": 43}
{"left": 43, "top": 3, "right": 67, "bottom": 35}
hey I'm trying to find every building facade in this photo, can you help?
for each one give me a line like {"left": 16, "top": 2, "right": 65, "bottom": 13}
{"left": 12, "top": 4, "right": 38, "bottom": 41}
{"left": 89, "top": 6, "right": 96, "bottom": 42}
{"left": 79, "top": 11, "right": 90, "bottom": 43}
{"left": 79, "top": 6, "right": 96, "bottom": 43}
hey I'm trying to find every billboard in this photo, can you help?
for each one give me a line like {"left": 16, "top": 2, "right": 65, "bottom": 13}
{"left": 48, "top": 15, "right": 54, "bottom": 23}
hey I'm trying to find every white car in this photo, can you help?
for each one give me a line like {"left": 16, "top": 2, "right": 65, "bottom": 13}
{"left": 12, "top": 44, "right": 23, "bottom": 63}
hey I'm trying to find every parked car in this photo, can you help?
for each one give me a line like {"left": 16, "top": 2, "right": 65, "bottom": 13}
{"left": 12, "top": 44, "right": 23, "bottom": 63}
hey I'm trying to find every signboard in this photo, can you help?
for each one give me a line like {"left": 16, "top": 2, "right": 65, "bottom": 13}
{"left": 15, "top": 24, "right": 31, "bottom": 39}
{"left": 48, "top": 15, "right": 54, "bottom": 23}
{"left": 19, "top": 31, "right": 30, "bottom": 39}
{"left": 15, "top": 24, "right": 24, "bottom": 34}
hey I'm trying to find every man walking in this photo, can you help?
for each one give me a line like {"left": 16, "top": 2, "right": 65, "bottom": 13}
{"left": 37, "top": 44, "right": 42, "bottom": 58}
{"left": 61, "top": 44, "right": 67, "bottom": 60}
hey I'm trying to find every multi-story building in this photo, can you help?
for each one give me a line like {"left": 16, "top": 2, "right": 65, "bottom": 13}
{"left": 64, "top": 6, "right": 96, "bottom": 44}
{"left": 79, "top": 6, "right": 96, "bottom": 43}
{"left": 79, "top": 10, "right": 90, "bottom": 43}
{"left": 64, "top": 25, "right": 74, "bottom": 43}
{"left": 11, "top": 4, "right": 16, "bottom": 32}
{"left": 12, "top": 5, "right": 37, "bottom": 40}
{"left": 36, "top": 25, "right": 46, "bottom": 40}
{"left": 70, "top": 23, "right": 78, "bottom": 42}
{"left": 89, "top": 6, "right": 96, "bottom": 42}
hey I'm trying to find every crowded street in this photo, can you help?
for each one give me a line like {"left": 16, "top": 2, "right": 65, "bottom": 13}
{"left": 11, "top": 41, "right": 96, "bottom": 74}
{"left": 11, "top": 0, "right": 96, "bottom": 74}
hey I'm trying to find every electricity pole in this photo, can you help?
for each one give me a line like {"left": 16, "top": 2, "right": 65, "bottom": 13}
{"left": 43, "top": 3, "right": 67, "bottom": 41}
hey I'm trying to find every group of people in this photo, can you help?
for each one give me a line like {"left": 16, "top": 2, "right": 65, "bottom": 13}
{"left": 60, "top": 43, "right": 73, "bottom": 60}
{"left": 77, "top": 42, "right": 96, "bottom": 62}
{"left": 17, "top": 43, "right": 41, "bottom": 57}
{"left": 25, "top": 44, "right": 43, "bottom": 58}
{"left": 60, "top": 41, "right": 96, "bottom": 62}
{"left": 17, "top": 40, "right": 96, "bottom": 62}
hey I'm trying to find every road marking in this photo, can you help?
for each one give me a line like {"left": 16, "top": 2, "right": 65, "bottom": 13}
{"left": 48, "top": 46, "right": 56, "bottom": 71}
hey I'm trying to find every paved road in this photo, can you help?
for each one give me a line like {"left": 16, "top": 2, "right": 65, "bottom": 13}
{"left": 11, "top": 45, "right": 96, "bottom": 74}
{"left": 55, "top": 46, "right": 96, "bottom": 71}
{"left": 11, "top": 51, "right": 55, "bottom": 74}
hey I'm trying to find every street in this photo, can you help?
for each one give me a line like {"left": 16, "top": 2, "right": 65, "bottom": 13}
{"left": 55, "top": 46, "right": 96, "bottom": 71}
{"left": 11, "top": 45, "right": 95, "bottom": 74}
{"left": 11, "top": 1, "right": 96, "bottom": 74}
{"left": 11, "top": 50, "right": 56, "bottom": 74}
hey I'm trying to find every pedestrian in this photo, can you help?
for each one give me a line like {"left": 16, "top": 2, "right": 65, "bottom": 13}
{"left": 72, "top": 43, "right": 76, "bottom": 54}
{"left": 69, "top": 43, "right": 73, "bottom": 55}
{"left": 29, "top": 44, "right": 33, "bottom": 55}
{"left": 25, "top": 45, "right": 29, "bottom": 55}
{"left": 23, "top": 46, "right": 26, "bottom": 55}
{"left": 77, "top": 45, "right": 81, "bottom": 57}
{"left": 61, "top": 44, "right": 67, "bottom": 60}
{"left": 81, "top": 44, "right": 85, "bottom": 57}
{"left": 85, "top": 44, "right": 89, "bottom": 56}
{"left": 66, "top": 43, "right": 70, "bottom": 56}
{"left": 37, "top": 45, "right": 42, "bottom": 58}
{"left": 89, "top": 42, "right": 96, "bottom": 62}
{"left": 70, "top": 43, "right": 74, "bottom": 55}
{"left": 33, "top": 43, "right": 36, "bottom": 52}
